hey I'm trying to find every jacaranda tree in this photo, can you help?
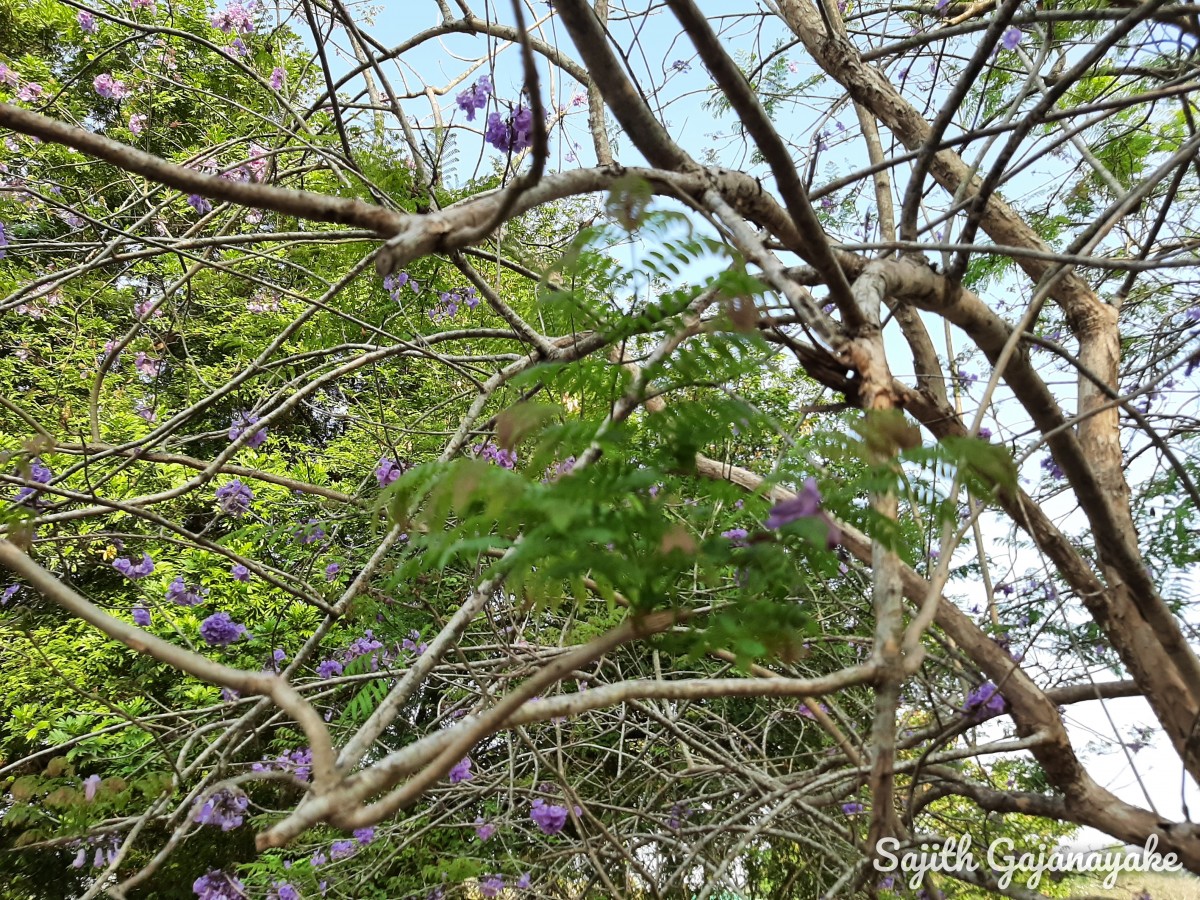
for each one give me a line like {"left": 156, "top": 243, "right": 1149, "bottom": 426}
{"left": 1, "top": 0, "right": 1198, "bottom": 896}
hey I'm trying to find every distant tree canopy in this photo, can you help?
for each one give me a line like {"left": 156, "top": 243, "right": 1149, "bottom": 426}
{"left": 1, "top": 0, "right": 1198, "bottom": 897}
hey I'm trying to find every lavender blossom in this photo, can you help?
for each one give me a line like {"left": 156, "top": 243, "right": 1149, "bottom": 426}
{"left": 93, "top": 74, "right": 127, "bottom": 99}
{"left": 166, "top": 575, "right": 206, "bottom": 606}
{"left": 448, "top": 756, "right": 474, "bottom": 783}
{"left": 200, "top": 611, "right": 247, "bottom": 647}
{"left": 963, "top": 681, "right": 1006, "bottom": 720}
{"left": 113, "top": 553, "right": 155, "bottom": 580}
{"left": 229, "top": 411, "right": 268, "bottom": 448}
{"left": 215, "top": 479, "right": 253, "bottom": 516}
{"left": 194, "top": 789, "right": 249, "bottom": 830}
{"left": 455, "top": 75, "right": 492, "bottom": 121}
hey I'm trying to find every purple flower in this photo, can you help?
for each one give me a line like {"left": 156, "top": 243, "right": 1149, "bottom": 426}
{"left": 93, "top": 74, "right": 127, "bottom": 100}
{"left": 270, "top": 883, "right": 300, "bottom": 900}
{"left": 78, "top": 10, "right": 98, "bottom": 32}
{"left": 484, "top": 111, "right": 512, "bottom": 152}
{"left": 193, "top": 870, "right": 245, "bottom": 900}
{"left": 2, "top": 585, "right": 19, "bottom": 605}
{"left": 1000, "top": 26, "right": 1022, "bottom": 50}
{"left": 0, "top": 221, "right": 7, "bottom": 259}
{"left": 530, "top": 798, "right": 569, "bottom": 835}
{"left": 510, "top": 106, "right": 534, "bottom": 152}
{"left": 402, "top": 630, "right": 427, "bottom": 655}
{"left": 798, "top": 701, "right": 829, "bottom": 720}
{"left": 325, "top": 562, "right": 341, "bottom": 580}
{"left": 229, "top": 411, "right": 268, "bottom": 448}
{"left": 1041, "top": 456, "right": 1065, "bottom": 480}
{"left": 977, "top": 426, "right": 992, "bottom": 440}
{"left": 128, "top": 113, "right": 147, "bottom": 135}
{"left": 17, "top": 82, "right": 43, "bottom": 102}
{"left": 480, "top": 875, "right": 505, "bottom": 898}
{"left": 294, "top": 519, "right": 325, "bottom": 544}
{"left": 475, "top": 818, "right": 497, "bottom": 841}
{"left": 667, "top": 802, "right": 690, "bottom": 830}
{"left": 215, "top": 479, "right": 254, "bottom": 516}
{"left": 253, "top": 747, "right": 313, "bottom": 782}
{"left": 200, "top": 612, "right": 247, "bottom": 647}
{"left": 230, "top": 563, "right": 251, "bottom": 582}
{"left": 113, "top": 553, "right": 155, "bottom": 580}
{"left": 194, "top": 789, "right": 249, "bottom": 830}
{"left": 456, "top": 75, "right": 492, "bottom": 121}
{"left": 670, "top": 59, "right": 690, "bottom": 72}
{"left": 317, "top": 658, "right": 343, "bottom": 678}
{"left": 842, "top": 801, "right": 864, "bottom": 815}
{"left": 166, "top": 576, "right": 207, "bottom": 606}
{"left": 764, "top": 478, "right": 840, "bottom": 547}
{"left": 448, "top": 756, "right": 473, "bottom": 783}
{"left": 963, "top": 681, "right": 1006, "bottom": 720}
{"left": 353, "top": 827, "right": 375, "bottom": 845}
{"left": 130, "top": 0, "right": 155, "bottom": 9}
{"left": 132, "top": 606, "right": 151, "bottom": 626}
{"left": 375, "top": 456, "right": 403, "bottom": 487}
{"left": 83, "top": 774, "right": 102, "bottom": 802}
{"left": 475, "top": 441, "right": 517, "bottom": 469}
{"left": 211, "top": 1, "right": 255, "bottom": 33}
{"left": 13, "top": 457, "right": 52, "bottom": 503}
{"left": 329, "top": 839, "right": 356, "bottom": 860}
{"left": 134, "top": 400, "right": 156, "bottom": 422}
{"left": 187, "top": 194, "right": 213, "bottom": 215}
{"left": 517, "top": 873, "right": 532, "bottom": 889}
{"left": 269, "top": 66, "right": 285, "bottom": 90}
{"left": 341, "top": 630, "right": 383, "bottom": 666}
{"left": 721, "top": 528, "right": 749, "bottom": 546}
{"left": 134, "top": 351, "right": 161, "bottom": 379}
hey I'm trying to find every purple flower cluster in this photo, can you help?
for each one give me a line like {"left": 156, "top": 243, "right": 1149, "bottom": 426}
{"left": 542, "top": 456, "right": 576, "bottom": 483}
{"left": 78, "top": 10, "right": 98, "bottom": 32}
{"left": 963, "top": 681, "right": 1006, "bottom": 721}
{"left": 200, "top": 611, "right": 248, "bottom": 647}
{"left": 721, "top": 528, "right": 749, "bottom": 546}
{"left": 448, "top": 756, "right": 473, "bottom": 783}
{"left": 252, "top": 747, "right": 312, "bottom": 781}
{"left": 530, "top": 798, "right": 574, "bottom": 835}
{"left": 215, "top": 479, "right": 254, "bottom": 516}
{"left": 340, "top": 629, "right": 384, "bottom": 668}
{"left": 456, "top": 75, "right": 492, "bottom": 121}
{"left": 484, "top": 106, "right": 534, "bottom": 153}
{"left": 475, "top": 441, "right": 517, "bottom": 469}
{"left": 194, "top": 789, "right": 249, "bottom": 830}
{"left": 70, "top": 834, "right": 120, "bottom": 870}
{"left": 402, "top": 630, "right": 427, "bottom": 655}
{"left": 166, "top": 576, "right": 207, "bottom": 606}
{"left": 1041, "top": 456, "right": 1065, "bottom": 480}
{"left": 132, "top": 606, "right": 151, "bottom": 626}
{"left": 1000, "top": 26, "right": 1023, "bottom": 50}
{"left": 667, "top": 802, "right": 690, "bottom": 830}
{"left": 383, "top": 270, "right": 420, "bottom": 298}
{"left": 187, "top": 194, "right": 213, "bottom": 215}
{"left": 229, "top": 411, "right": 268, "bottom": 448}
{"left": 764, "top": 477, "right": 840, "bottom": 548}
{"left": 474, "top": 818, "right": 496, "bottom": 841}
{"left": 480, "top": 875, "right": 505, "bottom": 897}
{"left": 113, "top": 553, "right": 155, "bottom": 580}
{"left": 429, "top": 286, "right": 480, "bottom": 321}
{"left": 842, "top": 801, "right": 864, "bottom": 815}
{"left": 134, "top": 351, "right": 161, "bottom": 379}
{"left": 268, "top": 883, "right": 300, "bottom": 900}
{"left": 210, "top": 0, "right": 256, "bottom": 33}
{"left": 317, "top": 658, "right": 343, "bottom": 678}
{"left": 329, "top": 839, "right": 357, "bottom": 860}
{"left": 193, "top": 869, "right": 245, "bottom": 900}
{"left": 231, "top": 563, "right": 251, "bottom": 582}
{"left": 294, "top": 518, "right": 326, "bottom": 544}
{"left": 14, "top": 458, "right": 52, "bottom": 504}
{"left": 2, "top": 585, "right": 19, "bottom": 605}
{"left": 376, "top": 456, "right": 404, "bottom": 487}
{"left": 93, "top": 73, "right": 127, "bottom": 99}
